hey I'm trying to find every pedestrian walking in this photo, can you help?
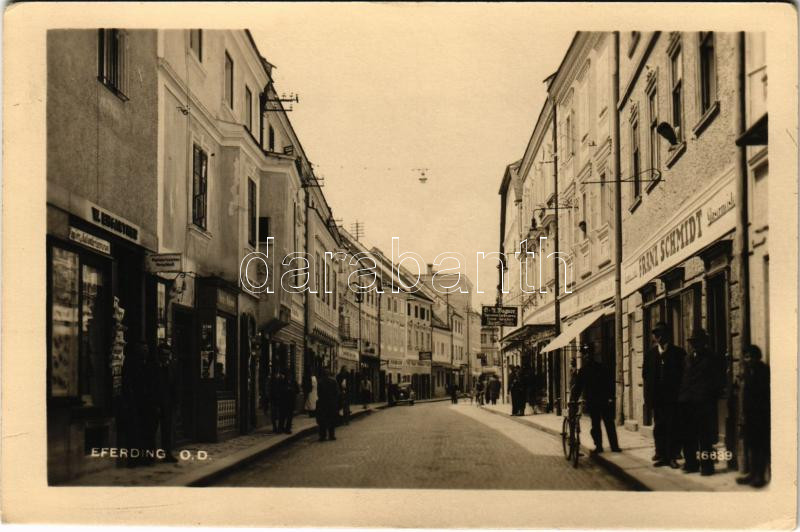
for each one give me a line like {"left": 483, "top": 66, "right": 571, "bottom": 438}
{"left": 316, "top": 368, "right": 340, "bottom": 442}
{"left": 155, "top": 339, "right": 179, "bottom": 462}
{"left": 572, "top": 344, "right": 621, "bottom": 454}
{"left": 736, "top": 344, "right": 770, "bottom": 487}
{"left": 489, "top": 376, "right": 500, "bottom": 405}
{"left": 510, "top": 367, "right": 525, "bottom": 416}
{"left": 336, "top": 367, "right": 351, "bottom": 425}
{"left": 449, "top": 382, "right": 459, "bottom": 404}
{"left": 476, "top": 379, "right": 485, "bottom": 406}
{"left": 678, "top": 328, "right": 724, "bottom": 476}
{"left": 304, "top": 372, "right": 318, "bottom": 418}
{"left": 269, "top": 372, "right": 285, "bottom": 433}
{"left": 361, "top": 377, "right": 372, "bottom": 408}
{"left": 279, "top": 372, "right": 300, "bottom": 434}
{"left": 643, "top": 322, "right": 686, "bottom": 468}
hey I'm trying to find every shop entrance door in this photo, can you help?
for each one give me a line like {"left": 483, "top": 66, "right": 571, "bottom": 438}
{"left": 173, "top": 309, "right": 195, "bottom": 443}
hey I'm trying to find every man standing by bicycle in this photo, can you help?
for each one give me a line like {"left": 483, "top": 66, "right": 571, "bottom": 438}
{"left": 573, "top": 343, "right": 621, "bottom": 454}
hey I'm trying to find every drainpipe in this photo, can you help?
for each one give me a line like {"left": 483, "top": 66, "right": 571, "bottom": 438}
{"left": 550, "top": 98, "right": 562, "bottom": 417}
{"left": 612, "top": 31, "right": 625, "bottom": 426}
{"left": 730, "top": 30, "right": 750, "bottom": 471}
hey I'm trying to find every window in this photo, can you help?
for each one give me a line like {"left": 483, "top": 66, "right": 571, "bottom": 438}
{"left": 268, "top": 125, "right": 275, "bottom": 152}
{"left": 49, "top": 246, "right": 109, "bottom": 407}
{"left": 647, "top": 87, "right": 660, "bottom": 178}
{"left": 581, "top": 191, "right": 588, "bottom": 234}
{"left": 97, "top": 29, "right": 128, "bottom": 99}
{"left": 258, "top": 217, "right": 270, "bottom": 243}
{"left": 248, "top": 179, "right": 257, "bottom": 246}
{"left": 192, "top": 144, "right": 208, "bottom": 229}
{"left": 224, "top": 51, "right": 234, "bottom": 109}
{"left": 631, "top": 118, "right": 642, "bottom": 202}
{"left": 670, "top": 45, "right": 684, "bottom": 143}
{"left": 407, "top": 303, "right": 411, "bottom": 316}
{"left": 698, "top": 32, "right": 717, "bottom": 115}
{"left": 414, "top": 305, "right": 419, "bottom": 319}
{"left": 189, "top": 30, "right": 202, "bottom": 61}
{"left": 245, "top": 86, "right": 253, "bottom": 131}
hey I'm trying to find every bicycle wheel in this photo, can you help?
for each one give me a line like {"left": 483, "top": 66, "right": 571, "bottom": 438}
{"left": 571, "top": 421, "right": 581, "bottom": 468}
{"left": 561, "top": 417, "right": 570, "bottom": 459}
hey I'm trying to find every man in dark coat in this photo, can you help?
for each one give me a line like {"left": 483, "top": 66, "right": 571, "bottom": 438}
{"left": 316, "top": 368, "right": 340, "bottom": 441}
{"left": 678, "top": 328, "right": 724, "bottom": 476}
{"left": 489, "top": 376, "right": 500, "bottom": 405}
{"left": 572, "top": 344, "right": 621, "bottom": 453}
{"left": 736, "top": 345, "right": 770, "bottom": 487}
{"left": 155, "top": 340, "right": 179, "bottom": 462}
{"left": 642, "top": 322, "right": 686, "bottom": 468}
{"left": 280, "top": 373, "right": 300, "bottom": 434}
{"left": 268, "top": 372, "right": 285, "bottom": 433}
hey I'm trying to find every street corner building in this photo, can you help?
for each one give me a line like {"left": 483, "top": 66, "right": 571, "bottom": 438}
{"left": 496, "top": 32, "right": 768, "bottom": 476}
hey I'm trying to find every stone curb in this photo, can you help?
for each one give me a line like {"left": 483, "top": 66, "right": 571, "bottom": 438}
{"left": 480, "top": 406, "right": 715, "bottom": 492}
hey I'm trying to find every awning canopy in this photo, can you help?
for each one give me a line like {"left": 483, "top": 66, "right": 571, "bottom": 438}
{"left": 540, "top": 307, "right": 613, "bottom": 354}
{"left": 500, "top": 324, "right": 555, "bottom": 351}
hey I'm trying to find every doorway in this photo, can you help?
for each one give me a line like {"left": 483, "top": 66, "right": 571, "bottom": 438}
{"left": 173, "top": 309, "right": 195, "bottom": 443}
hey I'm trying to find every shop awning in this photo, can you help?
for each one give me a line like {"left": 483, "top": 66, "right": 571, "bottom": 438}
{"left": 500, "top": 323, "right": 555, "bottom": 351}
{"left": 540, "top": 307, "right": 613, "bottom": 354}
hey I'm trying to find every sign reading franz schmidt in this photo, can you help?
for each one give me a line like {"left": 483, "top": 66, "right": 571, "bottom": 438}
{"left": 85, "top": 202, "right": 141, "bottom": 243}
{"left": 623, "top": 172, "right": 737, "bottom": 296}
{"left": 481, "top": 305, "right": 518, "bottom": 327}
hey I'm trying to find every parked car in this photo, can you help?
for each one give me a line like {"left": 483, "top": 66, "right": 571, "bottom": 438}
{"left": 388, "top": 382, "right": 415, "bottom": 406}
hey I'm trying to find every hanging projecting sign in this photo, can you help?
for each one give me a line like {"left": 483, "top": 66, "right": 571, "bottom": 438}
{"left": 146, "top": 253, "right": 184, "bottom": 273}
{"left": 85, "top": 201, "right": 141, "bottom": 243}
{"left": 481, "top": 306, "right": 518, "bottom": 327}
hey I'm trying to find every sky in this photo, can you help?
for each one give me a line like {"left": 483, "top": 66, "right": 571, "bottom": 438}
{"left": 251, "top": 4, "right": 574, "bottom": 308}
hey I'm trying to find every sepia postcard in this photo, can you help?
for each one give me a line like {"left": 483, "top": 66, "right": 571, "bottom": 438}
{"left": 2, "top": 2, "right": 797, "bottom": 529}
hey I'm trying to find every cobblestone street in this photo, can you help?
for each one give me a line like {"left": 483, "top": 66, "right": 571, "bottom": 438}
{"left": 215, "top": 401, "right": 632, "bottom": 490}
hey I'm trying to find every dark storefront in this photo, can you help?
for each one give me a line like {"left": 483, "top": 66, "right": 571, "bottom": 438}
{"left": 47, "top": 208, "right": 153, "bottom": 483}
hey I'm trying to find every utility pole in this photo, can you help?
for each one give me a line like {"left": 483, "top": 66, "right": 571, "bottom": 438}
{"left": 612, "top": 31, "right": 625, "bottom": 426}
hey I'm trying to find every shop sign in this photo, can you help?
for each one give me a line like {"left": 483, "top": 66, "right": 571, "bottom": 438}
{"left": 481, "top": 306, "right": 518, "bottom": 327}
{"left": 69, "top": 226, "right": 111, "bottom": 255}
{"left": 559, "top": 275, "right": 613, "bottom": 318}
{"left": 146, "top": 253, "right": 183, "bottom": 273}
{"left": 623, "top": 173, "right": 736, "bottom": 297}
{"left": 418, "top": 351, "right": 432, "bottom": 361}
{"left": 384, "top": 359, "right": 404, "bottom": 369}
{"left": 339, "top": 349, "right": 359, "bottom": 362}
{"left": 217, "top": 289, "right": 237, "bottom": 315}
{"left": 85, "top": 202, "right": 140, "bottom": 243}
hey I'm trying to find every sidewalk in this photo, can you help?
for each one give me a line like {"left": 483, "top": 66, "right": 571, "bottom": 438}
{"left": 69, "top": 397, "right": 449, "bottom": 487}
{"left": 481, "top": 402, "right": 754, "bottom": 491}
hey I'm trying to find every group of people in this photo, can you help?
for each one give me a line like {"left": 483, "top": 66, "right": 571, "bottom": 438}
{"left": 508, "top": 366, "right": 534, "bottom": 416}
{"left": 115, "top": 339, "right": 181, "bottom": 466}
{"left": 642, "top": 322, "right": 769, "bottom": 485}
{"left": 471, "top": 375, "right": 501, "bottom": 405}
{"left": 270, "top": 366, "right": 373, "bottom": 442}
{"left": 569, "top": 321, "right": 770, "bottom": 486}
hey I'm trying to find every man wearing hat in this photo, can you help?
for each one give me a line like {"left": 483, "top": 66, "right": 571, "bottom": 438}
{"left": 642, "top": 321, "right": 686, "bottom": 468}
{"left": 572, "top": 343, "right": 621, "bottom": 453}
{"left": 736, "top": 344, "right": 770, "bottom": 487}
{"left": 678, "top": 327, "right": 724, "bottom": 475}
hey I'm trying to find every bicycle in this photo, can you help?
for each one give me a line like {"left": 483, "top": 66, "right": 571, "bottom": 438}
{"left": 561, "top": 400, "right": 584, "bottom": 468}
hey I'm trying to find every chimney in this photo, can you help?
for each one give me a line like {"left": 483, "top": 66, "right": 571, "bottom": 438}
{"left": 427, "top": 263, "right": 434, "bottom": 275}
